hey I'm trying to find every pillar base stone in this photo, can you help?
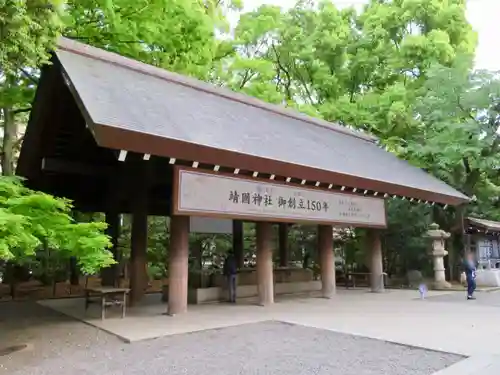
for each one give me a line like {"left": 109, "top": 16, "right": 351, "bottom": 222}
{"left": 321, "top": 293, "right": 334, "bottom": 299}
{"left": 433, "top": 280, "right": 452, "bottom": 289}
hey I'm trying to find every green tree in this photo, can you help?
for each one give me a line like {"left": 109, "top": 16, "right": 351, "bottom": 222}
{"left": 2, "top": 0, "right": 233, "bottom": 176}
{"left": 401, "top": 60, "right": 500, "bottom": 277}
{"left": 1, "top": 0, "right": 64, "bottom": 175}
{"left": 382, "top": 200, "right": 433, "bottom": 277}
{"left": 1, "top": 0, "right": 494, "bottom": 287}
{"left": 63, "top": 0, "right": 235, "bottom": 79}
{"left": 406, "top": 60, "right": 500, "bottom": 206}
{"left": 0, "top": 0, "right": 63, "bottom": 75}
{"left": 226, "top": 0, "right": 476, "bottom": 137}
{"left": 0, "top": 176, "right": 114, "bottom": 274}
{"left": 213, "top": 4, "right": 285, "bottom": 103}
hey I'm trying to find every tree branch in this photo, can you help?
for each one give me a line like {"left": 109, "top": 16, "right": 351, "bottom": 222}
{"left": 13, "top": 134, "right": 25, "bottom": 150}
{"left": 457, "top": 97, "right": 477, "bottom": 123}
{"left": 64, "top": 35, "right": 145, "bottom": 45}
{"left": 13, "top": 107, "right": 31, "bottom": 115}
{"left": 19, "top": 68, "right": 39, "bottom": 85}
{"left": 462, "top": 155, "right": 472, "bottom": 174}
{"left": 271, "top": 44, "right": 292, "bottom": 100}
{"left": 239, "top": 69, "right": 255, "bottom": 89}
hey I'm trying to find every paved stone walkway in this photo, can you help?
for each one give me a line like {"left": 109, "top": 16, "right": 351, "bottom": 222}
{"left": 427, "top": 289, "right": 500, "bottom": 307}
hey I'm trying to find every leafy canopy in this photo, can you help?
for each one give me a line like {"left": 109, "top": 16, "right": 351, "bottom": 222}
{"left": 0, "top": 176, "right": 114, "bottom": 274}
{"left": 0, "top": 0, "right": 64, "bottom": 76}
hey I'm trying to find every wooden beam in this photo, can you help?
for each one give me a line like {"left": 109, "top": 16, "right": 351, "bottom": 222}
{"left": 41, "top": 157, "right": 112, "bottom": 176}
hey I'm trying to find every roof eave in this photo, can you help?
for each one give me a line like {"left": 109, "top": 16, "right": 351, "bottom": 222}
{"left": 91, "top": 124, "right": 469, "bottom": 206}
{"left": 467, "top": 217, "right": 500, "bottom": 232}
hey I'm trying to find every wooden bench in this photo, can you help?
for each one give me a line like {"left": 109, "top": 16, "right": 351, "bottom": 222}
{"left": 84, "top": 287, "right": 130, "bottom": 320}
{"left": 345, "top": 272, "right": 370, "bottom": 288}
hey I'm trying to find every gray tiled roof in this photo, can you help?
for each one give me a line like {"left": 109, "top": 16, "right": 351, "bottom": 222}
{"left": 55, "top": 38, "right": 469, "bottom": 204}
{"left": 468, "top": 217, "right": 500, "bottom": 231}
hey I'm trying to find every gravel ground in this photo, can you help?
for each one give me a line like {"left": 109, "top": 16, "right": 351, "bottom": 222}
{"left": 1, "top": 301, "right": 463, "bottom": 375}
{"left": 0, "top": 301, "right": 117, "bottom": 373}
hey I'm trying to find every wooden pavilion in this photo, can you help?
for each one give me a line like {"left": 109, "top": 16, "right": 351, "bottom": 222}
{"left": 464, "top": 217, "right": 500, "bottom": 268}
{"left": 17, "top": 38, "right": 469, "bottom": 315}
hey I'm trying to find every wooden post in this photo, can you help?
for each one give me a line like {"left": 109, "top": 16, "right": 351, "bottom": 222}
{"left": 129, "top": 164, "right": 149, "bottom": 305}
{"left": 168, "top": 215, "right": 189, "bottom": 315}
{"left": 256, "top": 221, "right": 274, "bottom": 306}
{"left": 129, "top": 206, "right": 148, "bottom": 305}
{"left": 318, "top": 225, "right": 335, "bottom": 298}
{"left": 101, "top": 211, "right": 120, "bottom": 286}
{"left": 233, "top": 220, "right": 244, "bottom": 268}
{"left": 367, "top": 229, "right": 384, "bottom": 293}
{"left": 279, "top": 223, "right": 289, "bottom": 267}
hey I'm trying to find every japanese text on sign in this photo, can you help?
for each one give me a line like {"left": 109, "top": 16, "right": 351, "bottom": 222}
{"left": 175, "top": 169, "right": 387, "bottom": 226}
{"left": 228, "top": 190, "right": 330, "bottom": 213}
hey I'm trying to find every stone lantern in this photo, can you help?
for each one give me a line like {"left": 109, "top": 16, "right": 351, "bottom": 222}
{"left": 426, "top": 223, "right": 451, "bottom": 289}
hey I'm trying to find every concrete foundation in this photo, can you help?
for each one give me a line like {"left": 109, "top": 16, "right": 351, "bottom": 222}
{"left": 475, "top": 269, "right": 500, "bottom": 287}
{"left": 184, "top": 281, "right": 322, "bottom": 304}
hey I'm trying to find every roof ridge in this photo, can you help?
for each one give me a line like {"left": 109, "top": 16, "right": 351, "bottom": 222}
{"left": 57, "top": 37, "right": 376, "bottom": 143}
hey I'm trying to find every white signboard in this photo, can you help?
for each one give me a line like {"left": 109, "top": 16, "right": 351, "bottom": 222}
{"left": 189, "top": 216, "right": 233, "bottom": 234}
{"left": 174, "top": 168, "right": 387, "bottom": 227}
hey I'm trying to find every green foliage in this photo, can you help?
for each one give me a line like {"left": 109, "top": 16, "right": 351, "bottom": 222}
{"left": 63, "top": 221, "right": 115, "bottom": 274}
{"left": 0, "top": 0, "right": 63, "bottom": 175}
{"left": 0, "top": 0, "right": 64, "bottom": 76}
{"left": 1, "top": 0, "right": 499, "bottom": 281}
{"left": 0, "top": 176, "right": 114, "bottom": 274}
{"left": 225, "top": 0, "right": 476, "bottom": 140}
{"left": 405, "top": 60, "right": 500, "bottom": 222}
{"left": 383, "top": 200, "right": 433, "bottom": 276}
{"left": 63, "top": 0, "right": 230, "bottom": 79}
{"left": 0, "top": 176, "right": 41, "bottom": 260}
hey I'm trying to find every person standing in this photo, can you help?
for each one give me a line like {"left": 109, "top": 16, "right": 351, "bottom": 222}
{"left": 463, "top": 251, "right": 477, "bottom": 300}
{"left": 223, "top": 251, "right": 237, "bottom": 303}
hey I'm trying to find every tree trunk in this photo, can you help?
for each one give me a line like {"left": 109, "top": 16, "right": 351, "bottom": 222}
{"left": 448, "top": 205, "right": 466, "bottom": 282}
{"left": 69, "top": 257, "right": 79, "bottom": 285}
{"left": 1, "top": 106, "right": 17, "bottom": 176}
{"left": 1, "top": 74, "right": 19, "bottom": 176}
{"left": 7, "top": 263, "right": 16, "bottom": 300}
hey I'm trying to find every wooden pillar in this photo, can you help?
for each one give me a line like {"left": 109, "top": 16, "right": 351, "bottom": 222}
{"left": 318, "top": 225, "right": 335, "bottom": 298}
{"left": 233, "top": 220, "right": 244, "bottom": 268}
{"left": 168, "top": 215, "right": 189, "bottom": 315}
{"left": 101, "top": 211, "right": 121, "bottom": 286}
{"left": 256, "top": 221, "right": 274, "bottom": 306}
{"left": 129, "top": 164, "right": 149, "bottom": 305}
{"left": 129, "top": 207, "right": 148, "bottom": 305}
{"left": 367, "top": 229, "right": 384, "bottom": 293}
{"left": 278, "top": 223, "right": 289, "bottom": 267}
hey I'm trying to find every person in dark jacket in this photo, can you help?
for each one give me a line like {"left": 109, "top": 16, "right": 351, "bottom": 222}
{"left": 463, "top": 252, "right": 477, "bottom": 300}
{"left": 223, "top": 251, "right": 237, "bottom": 303}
